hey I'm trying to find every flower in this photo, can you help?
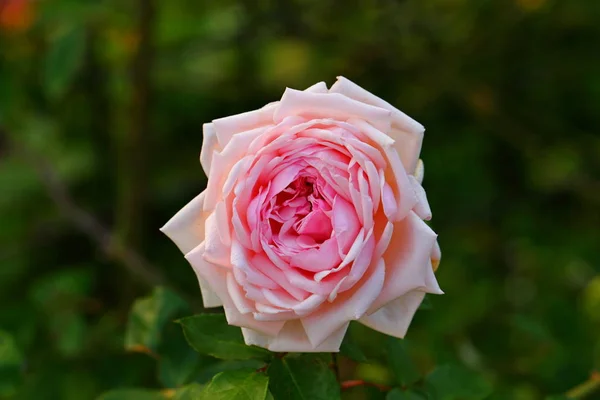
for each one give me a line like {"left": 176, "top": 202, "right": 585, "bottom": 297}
{"left": 162, "top": 77, "right": 442, "bottom": 352}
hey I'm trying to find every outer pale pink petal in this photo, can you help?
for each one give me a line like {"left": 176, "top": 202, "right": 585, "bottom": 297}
{"left": 329, "top": 76, "right": 424, "bottom": 172}
{"left": 359, "top": 290, "right": 425, "bottom": 338}
{"left": 367, "top": 212, "right": 443, "bottom": 314}
{"left": 241, "top": 320, "right": 349, "bottom": 352}
{"left": 274, "top": 88, "right": 392, "bottom": 133}
{"left": 200, "top": 123, "right": 219, "bottom": 175}
{"left": 204, "top": 128, "right": 264, "bottom": 210}
{"left": 304, "top": 81, "right": 328, "bottom": 93}
{"left": 300, "top": 258, "right": 386, "bottom": 347}
{"left": 409, "top": 175, "right": 432, "bottom": 221}
{"left": 186, "top": 243, "right": 285, "bottom": 335}
{"left": 160, "top": 192, "right": 208, "bottom": 254}
{"left": 212, "top": 103, "right": 277, "bottom": 148}
{"left": 349, "top": 118, "right": 417, "bottom": 221}
{"left": 390, "top": 127, "right": 424, "bottom": 175}
{"left": 203, "top": 212, "right": 231, "bottom": 267}
{"left": 330, "top": 76, "right": 423, "bottom": 133}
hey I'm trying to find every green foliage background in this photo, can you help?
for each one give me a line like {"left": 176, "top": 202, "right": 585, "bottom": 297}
{"left": 0, "top": 0, "right": 599, "bottom": 399}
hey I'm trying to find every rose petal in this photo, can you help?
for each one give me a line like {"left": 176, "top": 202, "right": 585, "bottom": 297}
{"left": 160, "top": 191, "right": 208, "bottom": 254}
{"left": 329, "top": 76, "right": 424, "bottom": 133}
{"left": 186, "top": 243, "right": 285, "bottom": 335}
{"left": 332, "top": 196, "right": 361, "bottom": 256}
{"left": 374, "top": 221, "right": 394, "bottom": 260}
{"left": 241, "top": 320, "right": 349, "bottom": 352}
{"left": 349, "top": 118, "right": 416, "bottom": 221}
{"left": 359, "top": 290, "right": 425, "bottom": 338}
{"left": 203, "top": 212, "right": 231, "bottom": 267}
{"left": 300, "top": 258, "right": 385, "bottom": 347}
{"left": 409, "top": 175, "right": 432, "bottom": 221}
{"left": 304, "top": 81, "right": 328, "bottom": 93}
{"left": 290, "top": 238, "right": 341, "bottom": 272}
{"left": 367, "top": 212, "right": 443, "bottom": 314}
{"left": 227, "top": 272, "right": 254, "bottom": 314}
{"left": 200, "top": 123, "right": 219, "bottom": 175}
{"left": 213, "top": 103, "right": 277, "bottom": 148}
{"left": 329, "top": 76, "right": 424, "bottom": 172}
{"left": 274, "top": 88, "right": 392, "bottom": 133}
{"left": 251, "top": 253, "right": 310, "bottom": 301}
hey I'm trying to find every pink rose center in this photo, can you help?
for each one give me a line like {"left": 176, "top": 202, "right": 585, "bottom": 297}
{"left": 264, "top": 172, "right": 337, "bottom": 271}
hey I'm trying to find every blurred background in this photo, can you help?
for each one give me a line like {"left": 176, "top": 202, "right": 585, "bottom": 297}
{"left": 0, "top": 0, "right": 599, "bottom": 399}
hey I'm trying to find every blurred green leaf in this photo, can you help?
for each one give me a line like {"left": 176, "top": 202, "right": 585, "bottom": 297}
{"left": 30, "top": 268, "right": 92, "bottom": 357}
{"left": 196, "top": 360, "right": 265, "bottom": 383}
{"left": 125, "top": 287, "right": 188, "bottom": 355}
{"left": 30, "top": 268, "right": 93, "bottom": 307}
{"left": 387, "top": 338, "right": 420, "bottom": 387}
{"left": 0, "top": 330, "right": 24, "bottom": 396}
{"left": 425, "top": 364, "right": 492, "bottom": 400}
{"left": 267, "top": 354, "right": 340, "bottom": 400}
{"left": 340, "top": 327, "right": 368, "bottom": 363}
{"left": 199, "top": 369, "right": 269, "bottom": 400}
{"left": 178, "top": 314, "right": 270, "bottom": 361}
{"left": 386, "top": 388, "right": 427, "bottom": 400}
{"left": 96, "top": 389, "right": 166, "bottom": 400}
{"left": 53, "top": 313, "right": 87, "bottom": 357}
{"left": 44, "top": 25, "right": 87, "bottom": 100}
{"left": 173, "top": 383, "right": 204, "bottom": 399}
{"left": 355, "top": 362, "right": 394, "bottom": 386}
{"left": 157, "top": 323, "right": 202, "bottom": 388}
{"left": 583, "top": 276, "right": 600, "bottom": 324}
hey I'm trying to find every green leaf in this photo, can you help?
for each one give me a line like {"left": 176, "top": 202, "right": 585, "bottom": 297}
{"left": 96, "top": 389, "right": 166, "bottom": 400}
{"left": 387, "top": 388, "right": 427, "bottom": 400}
{"left": 0, "top": 330, "right": 24, "bottom": 396}
{"left": 387, "top": 338, "right": 420, "bottom": 386}
{"left": 30, "top": 268, "right": 93, "bottom": 307}
{"left": 199, "top": 369, "right": 269, "bottom": 400}
{"left": 178, "top": 314, "right": 271, "bottom": 360}
{"left": 267, "top": 354, "right": 341, "bottom": 400}
{"left": 125, "top": 287, "right": 188, "bottom": 355}
{"left": 158, "top": 322, "right": 203, "bottom": 388}
{"left": 173, "top": 383, "right": 204, "bottom": 400}
{"left": 425, "top": 364, "right": 492, "bottom": 400}
{"left": 43, "top": 25, "right": 87, "bottom": 100}
{"left": 197, "top": 360, "right": 265, "bottom": 383}
{"left": 339, "top": 326, "right": 368, "bottom": 363}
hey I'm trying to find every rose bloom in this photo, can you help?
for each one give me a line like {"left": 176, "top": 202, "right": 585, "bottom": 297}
{"left": 162, "top": 77, "right": 442, "bottom": 352}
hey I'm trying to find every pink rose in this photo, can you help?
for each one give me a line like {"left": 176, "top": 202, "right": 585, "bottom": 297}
{"left": 162, "top": 77, "right": 442, "bottom": 352}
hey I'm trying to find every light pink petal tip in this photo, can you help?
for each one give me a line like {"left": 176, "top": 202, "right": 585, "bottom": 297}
{"left": 160, "top": 191, "right": 207, "bottom": 255}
